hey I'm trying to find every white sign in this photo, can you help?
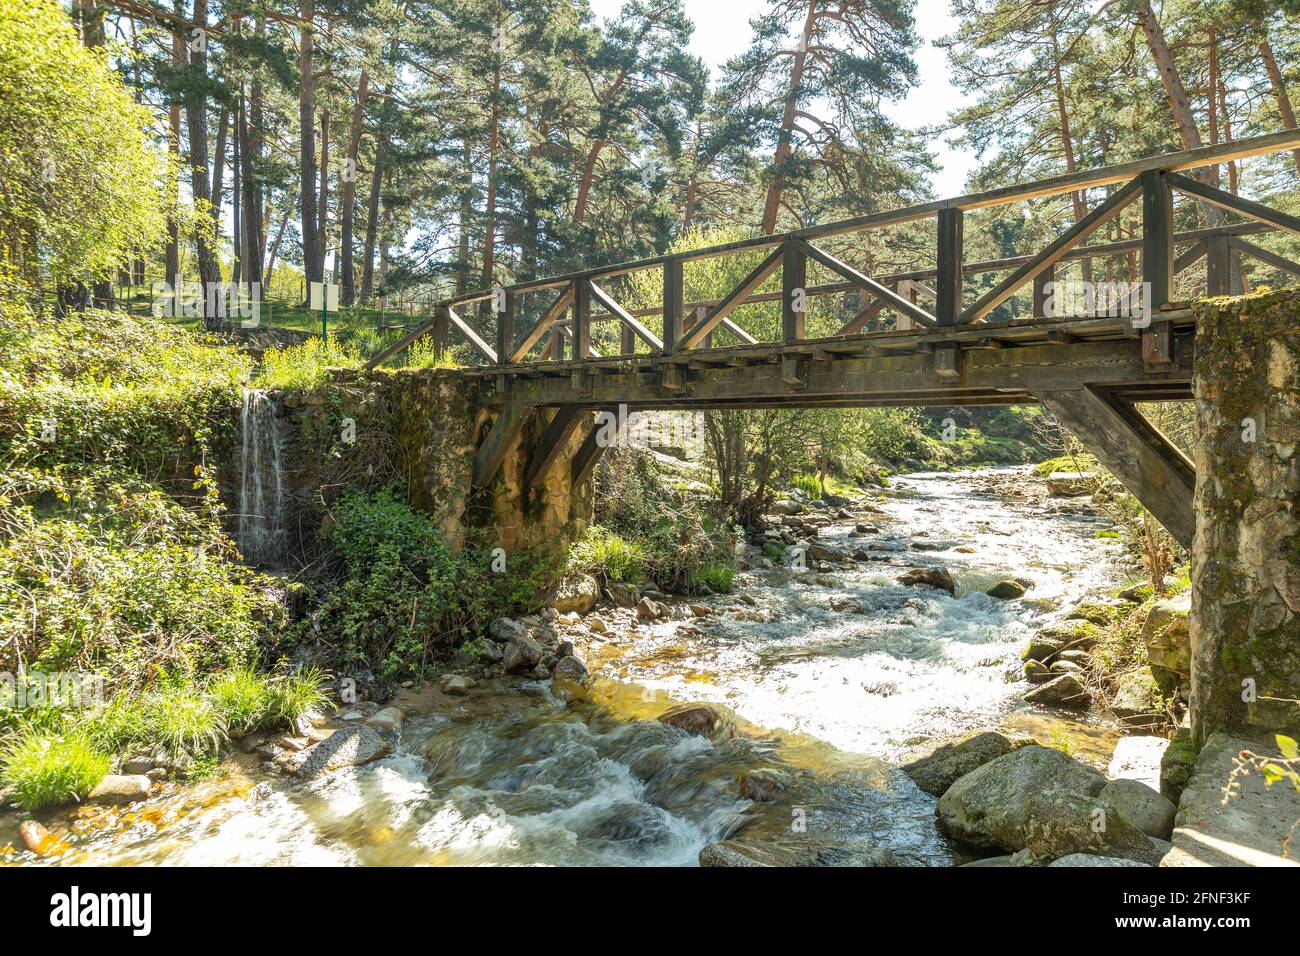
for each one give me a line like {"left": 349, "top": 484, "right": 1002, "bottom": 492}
{"left": 310, "top": 281, "right": 340, "bottom": 313}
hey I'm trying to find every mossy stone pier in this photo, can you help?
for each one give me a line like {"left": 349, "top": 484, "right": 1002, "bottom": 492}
{"left": 1190, "top": 289, "right": 1300, "bottom": 743}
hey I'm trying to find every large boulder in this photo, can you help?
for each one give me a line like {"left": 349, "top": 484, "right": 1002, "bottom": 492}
{"left": 551, "top": 571, "right": 600, "bottom": 615}
{"left": 1021, "top": 673, "right": 1091, "bottom": 709}
{"left": 1023, "top": 789, "right": 1165, "bottom": 865}
{"left": 1163, "top": 732, "right": 1300, "bottom": 867}
{"left": 488, "top": 617, "right": 527, "bottom": 643}
{"left": 1140, "top": 592, "right": 1191, "bottom": 679}
{"left": 604, "top": 582, "right": 639, "bottom": 608}
{"left": 897, "top": 566, "right": 955, "bottom": 595}
{"left": 936, "top": 745, "right": 1107, "bottom": 852}
{"left": 284, "top": 725, "right": 392, "bottom": 780}
{"left": 1099, "top": 779, "right": 1177, "bottom": 840}
{"left": 902, "top": 730, "right": 1036, "bottom": 797}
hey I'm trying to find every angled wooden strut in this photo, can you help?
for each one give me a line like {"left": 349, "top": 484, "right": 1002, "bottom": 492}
{"left": 472, "top": 403, "right": 532, "bottom": 489}
{"left": 523, "top": 407, "right": 587, "bottom": 494}
{"left": 799, "top": 240, "right": 937, "bottom": 328}
{"left": 1034, "top": 385, "right": 1195, "bottom": 549}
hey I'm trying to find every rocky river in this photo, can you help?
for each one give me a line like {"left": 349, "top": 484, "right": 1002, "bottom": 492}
{"left": 1, "top": 467, "right": 1145, "bottom": 867}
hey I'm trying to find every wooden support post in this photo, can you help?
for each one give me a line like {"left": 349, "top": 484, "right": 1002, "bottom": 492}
{"left": 1206, "top": 232, "right": 1232, "bottom": 296}
{"left": 782, "top": 239, "right": 806, "bottom": 343}
{"left": 1141, "top": 170, "right": 1174, "bottom": 310}
{"left": 433, "top": 305, "right": 449, "bottom": 358}
{"left": 549, "top": 326, "right": 566, "bottom": 361}
{"left": 571, "top": 418, "right": 609, "bottom": 486}
{"left": 572, "top": 279, "right": 590, "bottom": 360}
{"left": 662, "top": 258, "right": 682, "bottom": 355}
{"left": 495, "top": 290, "right": 514, "bottom": 365}
{"left": 620, "top": 321, "right": 636, "bottom": 355}
{"left": 1033, "top": 263, "right": 1055, "bottom": 319}
{"left": 935, "top": 207, "right": 963, "bottom": 326}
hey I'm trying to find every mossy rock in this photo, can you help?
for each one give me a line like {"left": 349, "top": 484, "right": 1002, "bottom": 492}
{"left": 1066, "top": 600, "right": 1122, "bottom": 626}
{"left": 1159, "top": 728, "right": 1199, "bottom": 805}
{"left": 1037, "top": 619, "right": 1103, "bottom": 649}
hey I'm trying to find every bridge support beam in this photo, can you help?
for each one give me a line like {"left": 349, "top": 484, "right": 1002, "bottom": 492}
{"left": 1035, "top": 386, "right": 1195, "bottom": 549}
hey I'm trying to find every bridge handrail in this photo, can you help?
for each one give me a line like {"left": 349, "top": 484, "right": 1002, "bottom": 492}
{"left": 368, "top": 128, "right": 1300, "bottom": 371}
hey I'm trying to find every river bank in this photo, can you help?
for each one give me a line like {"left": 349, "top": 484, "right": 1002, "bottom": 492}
{"left": 3, "top": 466, "right": 1172, "bottom": 867}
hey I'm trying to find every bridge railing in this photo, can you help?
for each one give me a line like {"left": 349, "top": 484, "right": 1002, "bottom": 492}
{"left": 367, "top": 128, "right": 1300, "bottom": 373}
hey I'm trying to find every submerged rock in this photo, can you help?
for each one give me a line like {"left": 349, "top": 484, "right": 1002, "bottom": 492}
{"left": 439, "top": 675, "right": 474, "bottom": 696}
{"left": 1048, "top": 853, "right": 1151, "bottom": 867}
{"left": 550, "top": 655, "right": 590, "bottom": 702}
{"left": 737, "top": 768, "right": 793, "bottom": 802}
{"left": 936, "top": 745, "right": 1106, "bottom": 852}
{"left": 902, "top": 729, "right": 1036, "bottom": 797}
{"left": 19, "top": 819, "right": 61, "bottom": 856}
{"left": 699, "top": 842, "right": 770, "bottom": 867}
{"left": 986, "top": 580, "right": 1027, "bottom": 600}
{"left": 658, "top": 703, "right": 734, "bottom": 742}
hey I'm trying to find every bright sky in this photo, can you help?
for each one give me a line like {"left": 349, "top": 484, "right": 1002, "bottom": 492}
{"left": 587, "top": 0, "right": 978, "bottom": 197}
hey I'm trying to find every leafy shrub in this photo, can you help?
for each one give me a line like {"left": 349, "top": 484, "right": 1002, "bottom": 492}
{"left": 689, "top": 561, "right": 735, "bottom": 594}
{"left": 407, "top": 335, "right": 459, "bottom": 370}
{"left": 0, "top": 731, "right": 108, "bottom": 811}
{"left": 791, "top": 473, "right": 823, "bottom": 498}
{"left": 256, "top": 335, "right": 360, "bottom": 391}
{"left": 567, "top": 526, "right": 645, "bottom": 584}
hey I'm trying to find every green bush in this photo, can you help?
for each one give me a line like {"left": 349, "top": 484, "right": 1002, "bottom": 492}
{"left": 256, "top": 335, "right": 360, "bottom": 391}
{"left": 791, "top": 473, "right": 823, "bottom": 498}
{"left": 1, "top": 731, "right": 109, "bottom": 810}
{"left": 567, "top": 526, "right": 645, "bottom": 584}
{"left": 689, "top": 562, "right": 735, "bottom": 594}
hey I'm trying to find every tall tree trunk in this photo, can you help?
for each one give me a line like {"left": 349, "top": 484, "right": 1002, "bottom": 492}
{"left": 1218, "top": 76, "right": 1238, "bottom": 194}
{"left": 761, "top": 0, "right": 817, "bottom": 234}
{"left": 298, "top": 0, "right": 321, "bottom": 291}
{"left": 1135, "top": 0, "right": 1239, "bottom": 291}
{"left": 359, "top": 137, "right": 385, "bottom": 303}
{"left": 457, "top": 140, "right": 472, "bottom": 297}
{"left": 1207, "top": 29, "right": 1222, "bottom": 188}
{"left": 1258, "top": 30, "right": 1300, "bottom": 175}
{"left": 482, "top": 61, "right": 502, "bottom": 289}
{"left": 239, "top": 93, "right": 263, "bottom": 290}
{"left": 1051, "top": 30, "right": 1091, "bottom": 285}
{"left": 231, "top": 104, "right": 242, "bottom": 285}
{"left": 185, "top": 0, "right": 221, "bottom": 317}
{"left": 166, "top": 22, "right": 183, "bottom": 285}
{"left": 266, "top": 200, "right": 289, "bottom": 286}
{"left": 318, "top": 110, "right": 330, "bottom": 278}
{"left": 340, "top": 70, "right": 369, "bottom": 305}
{"left": 212, "top": 106, "right": 229, "bottom": 231}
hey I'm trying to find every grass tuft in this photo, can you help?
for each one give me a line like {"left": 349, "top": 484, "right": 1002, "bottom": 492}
{"left": 1, "top": 731, "right": 109, "bottom": 811}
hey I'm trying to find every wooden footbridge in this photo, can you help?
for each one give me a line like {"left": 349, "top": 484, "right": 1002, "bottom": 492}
{"left": 369, "top": 130, "right": 1300, "bottom": 549}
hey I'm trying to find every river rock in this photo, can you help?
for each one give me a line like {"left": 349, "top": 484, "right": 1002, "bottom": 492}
{"left": 903, "top": 729, "right": 1036, "bottom": 796}
{"left": 1023, "top": 789, "right": 1165, "bottom": 865}
{"left": 1022, "top": 659, "right": 1053, "bottom": 683}
{"left": 1109, "top": 666, "right": 1162, "bottom": 727}
{"left": 1021, "top": 673, "right": 1091, "bottom": 709}
{"left": 936, "top": 745, "right": 1107, "bottom": 852}
{"left": 897, "top": 566, "right": 955, "bottom": 595}
{"left": 502, "top": 632, "right": 544, "bottom": 672}
{"left": 986, "top": 580, "right": 1027, "bottom": 600}
{"left": 586, "top": 617, "right": 608, "bottom": 634}
{"left": 806, "top": 542, "right": 845, "bottom": 562}
{"left": 605, "top": 582, "right": 639, "bottom": 608}
{"left": 551, "top": 571, "right": 600, "bottom": 615}
{"left": 1049, "top": 660, "right": 1084, "bottom": 676}
{"left": 286, "top": 725, "right": 392, "bottom": 779}
{"left": 478, "top": 638, "right": 504, "bottom": 663}
{"left": 738, "top": 768, "right": 793, "bottom": 801}
{"left": 550, "top": 655, "right": 590, "bottom": 702}
{"left": 439, "top": 674, "right": 474, "bottom": 696}
{"left": 698, "top": 842, "right": 772, "bottom": 867}
{"left": 488, "top": 617, "right": 527, "bottom": 643}
{"left": 1048, "top": 853, "right": 1151, "bottom": 867}
{"left": 636, "top": 596, "right": 668, "bottom": 620}
{"left": 1099, "top": 779, "right": 1176, "bottom": 839}
{"left": 19, "top": 819, "right": 60, "bottom": 856}
{"left": 1140, "top": 592, "right": 1191, "bottom": 679}
{"left": 121, "top": 755, "right": 155, "bottom": 775}
{"left": 1021, "top": 634, "right": 1064, "bottom": 662}
{"left": 87, "top": 774, "right": 152, "bottom": 805}
{"left": 366, "top": 706, "right": 405, "bottom": 731}
{"left": 659, "top": 703, "right": 734, "bottom": 742}
{"left": 1045, "top": 471, "right": 1094, "bottom": 496}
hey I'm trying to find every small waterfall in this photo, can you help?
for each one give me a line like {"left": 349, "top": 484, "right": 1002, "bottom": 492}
{"left": 238, "top": 388, "right": 285, "bottom": 566}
